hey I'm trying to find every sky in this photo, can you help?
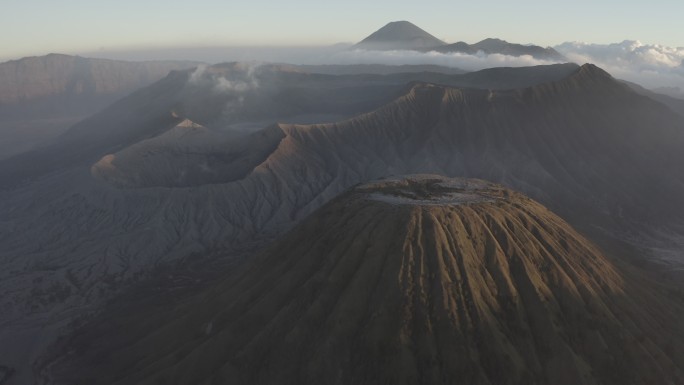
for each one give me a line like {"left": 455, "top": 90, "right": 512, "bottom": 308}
{"left": 1, "top": 0, "right": 683, "bottom": 62}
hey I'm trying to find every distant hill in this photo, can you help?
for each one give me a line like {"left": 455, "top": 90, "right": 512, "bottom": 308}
{"left": 354, "top": 20, "right": 446, "bottom": 50}
{"left": 432, "top": 38, "right": 566, "bottom": 61}
{"left": 0, "top": 53, "right": 199, "bottom": 106}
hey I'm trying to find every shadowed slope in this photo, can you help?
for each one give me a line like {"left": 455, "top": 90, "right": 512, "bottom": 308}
{"left": 50, "top": 176, "right": 684, "bottom": 385}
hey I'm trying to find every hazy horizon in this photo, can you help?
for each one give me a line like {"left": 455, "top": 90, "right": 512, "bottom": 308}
{"left": 2, "top": 0, "right": 683, "bottom": 63}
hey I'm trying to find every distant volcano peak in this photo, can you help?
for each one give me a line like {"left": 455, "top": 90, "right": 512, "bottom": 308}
{"left": 355, "top": 20, "right": 446, "bottom": 50}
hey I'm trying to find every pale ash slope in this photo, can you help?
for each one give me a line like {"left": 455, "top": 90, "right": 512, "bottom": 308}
{"left": 50, "top": 176, "right": 684, "bottom": 385}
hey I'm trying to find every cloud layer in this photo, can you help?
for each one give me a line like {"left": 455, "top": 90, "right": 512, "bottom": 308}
{"left": 324, "top": 49, "right": 555, "bottom": 72}
{"left": 322, "top": 42, "right": 684, "bottom": 96}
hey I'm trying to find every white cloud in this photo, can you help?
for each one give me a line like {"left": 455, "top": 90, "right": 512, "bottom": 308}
{"left": 555, "top": 41, "right": 684, "bottom": 92}
{"left": 325, "top": 49, "right": 556, "bottom": 72}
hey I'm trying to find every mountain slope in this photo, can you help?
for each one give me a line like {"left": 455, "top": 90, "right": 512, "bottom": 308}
{"left": 355, "top": 21, "right": 446, "bottom": 50}
{"left": 48, "top": 176, "right": 684, "bottom": 385}
{"left": 2, "top": 63, "right": 684, "bottom": 384}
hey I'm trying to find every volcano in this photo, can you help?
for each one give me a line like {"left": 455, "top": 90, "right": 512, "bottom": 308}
{"left": 49, "top": 176, "right": 684, "bottom": 385}
{"left": 354, "top": 21, "right": 446, "bottom": 50}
